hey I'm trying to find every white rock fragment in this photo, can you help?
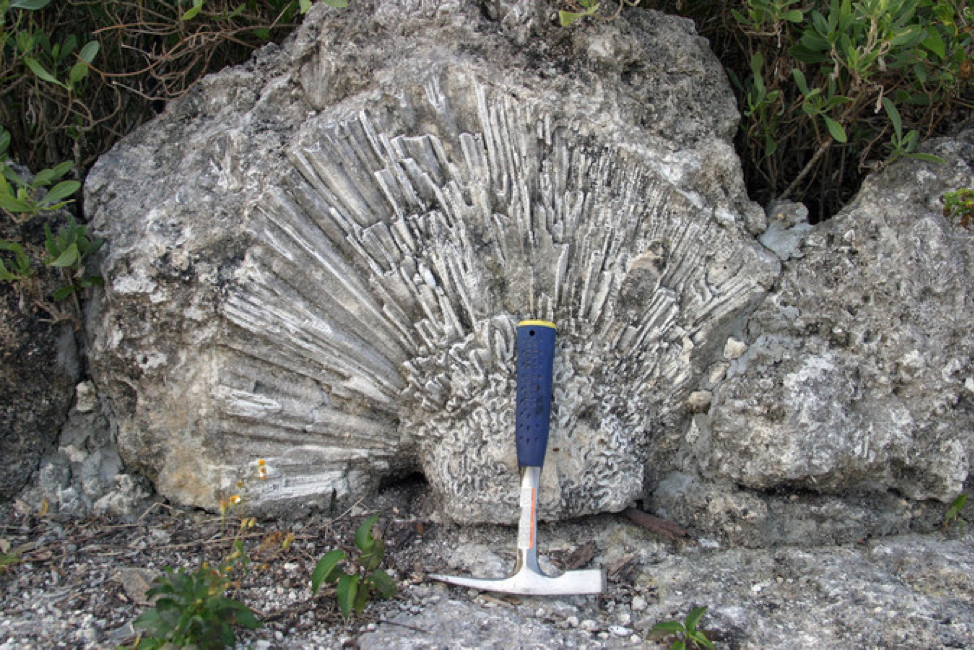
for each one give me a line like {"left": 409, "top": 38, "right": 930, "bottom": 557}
{"left": 723, "top": 337, "right": 748, "bottom": 360}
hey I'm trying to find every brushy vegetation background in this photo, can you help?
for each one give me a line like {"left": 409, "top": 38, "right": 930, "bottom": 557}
{"left": 1, "top": 0, "right": 972, "bottom": 310}
{"left": 647, "top": 0, "right": 973, "bottom": 221}
{"left": 2, "top": 0, "right": 972, "bottom": 219}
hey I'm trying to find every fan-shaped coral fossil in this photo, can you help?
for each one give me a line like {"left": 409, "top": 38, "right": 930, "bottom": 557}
{"left": 85, "top": 16, "right": 778, "bottom": 523}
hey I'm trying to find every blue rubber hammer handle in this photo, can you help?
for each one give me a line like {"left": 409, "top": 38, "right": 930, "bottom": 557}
{"left": 516, "top": 320, "right": 557, "bottom": 468}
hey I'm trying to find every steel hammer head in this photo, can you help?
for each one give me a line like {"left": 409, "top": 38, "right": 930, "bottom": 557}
{"left": 428, "top": 565, "right": 604, "bottom": 596}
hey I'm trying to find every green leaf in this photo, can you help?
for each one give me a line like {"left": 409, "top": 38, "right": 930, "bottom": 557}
{"left": 684, "top": 606, "right": 707, "bottom": 632}
{"left": 133, "top": 607, "right": 164, "bottom": 630}
{"left": 68, "top": 61, "right": 88, "bottom": 87}
{"left": 311, "top": 549, "right": 346, "bottom": 594}
{"left": 353, "top": 580, "right": 370, "bottom": 613}
{"left": 0, "top": 130, "right": 10, "bottom": 155}
{"left": 559, "top": 10, "right": 585, "bottom": 27}
{"left": 321, "top": 0, "right": 349, "bottom": 7}
{"left": 336, "top": 573, "right": 359, "bottom": 620}
{"left": 921, "top": 29, "right": 946, "bottom": 59}
{"left": 783, "top": 9, "right": 804, "bottom": 23}
{"left": 0, "top": 192, "right": 32, "bottom": 213}
{"left": 23, "top": 57, "right": 64, "bottom": 87}
{"left": 750, "top": 51, "right": 765, "bottom": 78}
{"left": 39, "top": 180, "right": 80, "bottom": 207}
{"left": 0, "top": 240, "right": 24, "bottom": 254}
{"left": 50, "top": 160, "right": 74, "bottom": 181}
{"left": 907, "top": 153, "right": 945, "bottom": 165}
{"left": 689, "top": 629, "right": 716, "bottom": 649}
{"left": 651, "top": 621, "right": 686, "bottom": 634}
{"left": 355, "top": 513, "right": 381, "bottom": 553}
{"left": 890, "top": 25, "right": 923, "bottom": 47}
{"left": 370, "top": 568, "right": 397, "bottom": 599}
{"left": 182, "top": 0, "right": 204, "bottom": 21}
{"left": 48, "top": 243, "right": 79, "bottom": 268}
{"left": 53, "top": 284, "right": 76, "bottom": 301}
{"left": 822, "top": 115, "right": 847, "bottom": 143}
{"left": 78, "top": 40, "right": 99, "bottom": 64}
{"left": 672, "top": 640, "right": 685, "bottom": 650}
{"left": 234, "top": 605, "right": 262, "bottom": 629}
{"left": 31, "top": 160, "right": 72, "bottom": 188}
{"left": 360, "top": 537, "right": 385, "bottom": 571}
{"left": 2, "top": 165, "right": 27, "bottom": 187}
{"left": 791, "top": 69, "right": 809, "bottom": 95}
{"left": 78, "top": 275, "right": 104, "bottom": 289}
{"left": 882, "top": 98, "right": 902, "bottom": 136}
{"left": 947, "top": 493, "right": 968, "bottom": 518}
{"left": 10, "top": 0, "right": 52, "bottom": 9}
{"left": 0, "top": 260, "right": 15, "bottom": 282}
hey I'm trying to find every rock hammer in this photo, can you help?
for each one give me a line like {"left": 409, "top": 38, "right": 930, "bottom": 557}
{"left": 430, "top": 320, "right": 604, "bottom": 596}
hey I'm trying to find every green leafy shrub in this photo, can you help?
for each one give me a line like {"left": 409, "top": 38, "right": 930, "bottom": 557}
{"left": 2, "top": 2, "right": 341, "bottom": 319}
{"left": 649, "top": 0, "right": 972, "bottom": 219}
{"left": 0, "top": 546, "right": 19, "bottom": 575}
{"left": 132, "top": 561, "right": 261, "bottom": 649}
{"left": 42, "top": 215, "right": 104, "bottom": 301}
{"left": 0, "top": 0, "right": 333, "bottom": 172}
{"left": 132, "top": 517, "right": 261, "bottom": 650}
{"left": 943, "top": 492, "right": 968, "bottom": 535}
{"left": 1, "top": 126, "right": 102, "bottom": 315}
{"left": 942, "top": 183, "right": 974, "bottom": 229}
{"left": 650, "top": 606, "right": 715, "bottom": 650}
{"left": 312, "top": 512, "right": 398, "bottom": 621}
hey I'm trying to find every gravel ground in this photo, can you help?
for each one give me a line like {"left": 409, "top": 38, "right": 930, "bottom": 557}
{"left": 1, "top": 479, "right": 972, "bottom": 649}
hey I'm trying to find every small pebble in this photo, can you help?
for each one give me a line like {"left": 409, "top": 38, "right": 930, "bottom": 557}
{"left": 580, "top": 619, "right": 599, "bottom": 632}
{"left": 631, "top": 595, "right": 648, "bottom": 611}
{"left": 566, "top": 616, "right": 580, "bottom": 628}
{"left": 724, "top": 337, "right": 748, "bottom": 360}
{"left": 609, "top": 625, "right": 631, "bottom": 637}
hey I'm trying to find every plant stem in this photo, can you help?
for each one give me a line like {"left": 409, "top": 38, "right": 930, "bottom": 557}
{"left": 779, "top": 137, "right": 833, "bottom": 200}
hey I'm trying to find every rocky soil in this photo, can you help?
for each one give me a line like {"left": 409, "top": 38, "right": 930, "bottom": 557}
{"left": 1, "top": 479, "right": 972, "bottom": 649}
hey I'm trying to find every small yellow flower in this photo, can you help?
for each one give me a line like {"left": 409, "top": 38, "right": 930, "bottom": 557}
{"left": 229, "top": 494, "right": 242, "bottom": 506}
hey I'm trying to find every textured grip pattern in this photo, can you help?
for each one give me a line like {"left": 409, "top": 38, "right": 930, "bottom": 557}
{"left": 515, "top": 321, "right": 556, "bottom": 467}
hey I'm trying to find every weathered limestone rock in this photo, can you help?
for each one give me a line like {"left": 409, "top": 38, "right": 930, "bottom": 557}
{"left": 18, "top": 380, "right": 153, "bottom": 517}
{"left": 84, "top": 0, "right": 777, "bottom": 522}
{"left": 0, "top": 213, "right": 81, "bottom": 501}
{"left": 360, "top": 519, "right": 974, "bottom": 649}
{"left": 652, "top": 131, "right": 974, "bottom": 545}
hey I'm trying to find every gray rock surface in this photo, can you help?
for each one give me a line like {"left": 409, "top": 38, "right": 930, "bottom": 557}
{"left": 363, "top": 519, "right": 974, "bottom": 649}
{"left": 18, "top": 381, "right": 153, "bottom": 517}
{"left": 83, "top": 0, "right": 777, "bottom": 523}
{"left": 2, "top": 497, "right": 970, "bottom": 649}
{"left": 651, "top": 131, "right": 974, "bottom": 545}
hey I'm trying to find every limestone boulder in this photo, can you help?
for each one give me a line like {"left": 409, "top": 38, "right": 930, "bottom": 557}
{"left": 651, "top": 131, "right": 974, "bottom": 545}
{"left": 83, "top": 0, "right": 778, "bottom": 522}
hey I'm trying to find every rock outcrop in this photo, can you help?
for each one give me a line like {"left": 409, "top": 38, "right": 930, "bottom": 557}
{"left": 82, "top": 0, "right": 974, "bottom": 543}
{"left": 651, "top": 131, "right": 974, "bottom": 545}
{"left": 83, "top": 0, "right": 777, "bottom": 522}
